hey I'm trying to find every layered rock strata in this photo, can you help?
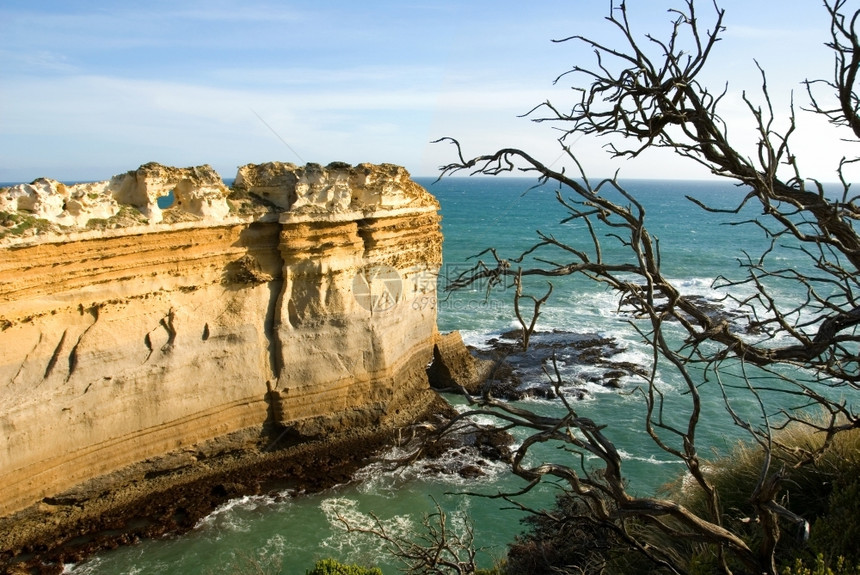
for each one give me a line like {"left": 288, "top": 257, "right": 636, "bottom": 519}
{"left": 0, "top": 162, "right": 443, "bottom": 529}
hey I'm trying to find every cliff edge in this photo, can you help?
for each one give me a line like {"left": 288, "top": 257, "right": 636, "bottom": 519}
{"left": 0, "top": 162, "right": 444, "bottom": 564}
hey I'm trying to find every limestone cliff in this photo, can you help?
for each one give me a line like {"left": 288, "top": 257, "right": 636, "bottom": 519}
{"left": 0, "top": 162, "right": 442, "bottom": 520}
{"left": 0, "top": 162, "right": 231, "bottom": 230}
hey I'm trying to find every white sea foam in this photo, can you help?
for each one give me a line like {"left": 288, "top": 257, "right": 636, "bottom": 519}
{"left": 458, "top": 329, "right": 499, "bottom": 349}
{"left": 193, "top": 493, "right": 287, "bottom": 534}
{"left": 63, "top": 559, "right": 103, "bottom": 574}
{"left": 65, "top": 560, "right": 148, "bottom": 575}
{"left": 615, "top": 449, "right": 687, "bottom": 466}
{"left": 319, "top": 497, "right": 415, "bottom": 561}
{"left": 353, "top": 418, "right": 512, "bottom": 496}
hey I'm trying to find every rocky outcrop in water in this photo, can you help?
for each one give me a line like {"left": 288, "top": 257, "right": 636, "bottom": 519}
{"left": 430, "top": 329, "right": 650, "bottom": 401}
{"left": 0, "top": 161, "right": 443, "bottom": 534}
{"left": 427, "top": 331, "right": 495, "bottom": 394}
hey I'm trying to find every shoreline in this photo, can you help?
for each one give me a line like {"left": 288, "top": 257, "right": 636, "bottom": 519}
{"left": 0, "top": 391, "right": 453, "bottom": 575}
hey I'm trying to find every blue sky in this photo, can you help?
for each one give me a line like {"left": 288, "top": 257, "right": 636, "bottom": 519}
{"left": 0, "top": 1, "right": 855, "bottom": 182}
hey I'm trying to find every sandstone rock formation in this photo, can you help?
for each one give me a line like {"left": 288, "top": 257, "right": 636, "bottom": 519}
{"left": 235, "top": 161, "right": 438, "bottom": 213}
{"left": 0, "top": 161, "right": 443, "bottom": 528}
{"left": 0, "top": 162, "right": 231, "bottom": 232}
{"left": 110, "top": 162, "right": 231, "bottom": 223}
{"left": 427, "top": 331, "right": 496, "bottom": 394}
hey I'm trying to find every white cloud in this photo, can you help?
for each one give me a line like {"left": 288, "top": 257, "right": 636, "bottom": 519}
{"left": 3, "top": 63, "right": 853, "bottom": 183}
{"left": 0, "top": 0, "right": 854, "bottom": 183}
{"left": 0, "top": 70, "right": 560, "bottom": 180}
{"left": 0, "top": 49, "right": 78, "bottom": 73}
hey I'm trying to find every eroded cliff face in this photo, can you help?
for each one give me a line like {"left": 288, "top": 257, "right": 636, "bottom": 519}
{"left": 0, "top": 162, "right": 442, "bottom": 519}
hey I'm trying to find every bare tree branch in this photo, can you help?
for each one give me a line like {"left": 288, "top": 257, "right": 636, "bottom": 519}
{"left": 430, "top": 1, "right": 860, "bottom": 573}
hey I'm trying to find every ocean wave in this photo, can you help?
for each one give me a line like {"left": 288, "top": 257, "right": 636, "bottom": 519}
{"left": 193, "top": 493, "right": 290, "bottom": 534}
{"left": 356, "top": 416, "right": 513, "bottom": 492}
{"left": 319, "top": 497, "right": 415, "bottom": 560}
{"left": 615, "top": 449, "right": 687, "bottom": 466}
{"left": 63, "top": 559, "right": 113, "bottom": 575}
{"left": 458, "top": 329, "right": 502, "bottom": 349}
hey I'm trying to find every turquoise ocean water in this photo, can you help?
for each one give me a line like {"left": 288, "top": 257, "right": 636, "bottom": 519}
{"left": 65, "top": 177, "right": 807, "bottom": 574}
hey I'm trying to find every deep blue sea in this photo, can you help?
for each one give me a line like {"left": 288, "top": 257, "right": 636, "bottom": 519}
{"left": 65, "top": 177, "right": 807, "bottom": 574}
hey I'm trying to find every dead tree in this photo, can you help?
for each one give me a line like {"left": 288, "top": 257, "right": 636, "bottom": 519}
{"left": 513, "top": 269, "right": 553, "bottom": 351}
{"left": 430, "top": 1, "right": 860, "bottom": 574}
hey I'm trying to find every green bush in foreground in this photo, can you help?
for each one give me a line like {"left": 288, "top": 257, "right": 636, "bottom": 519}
{"left": 670, "top": 425, "right": 860, "bottom": 570}
{"left": 305, "top": 558, "right": 383, "bottom": 575}
{"left": 781, "top": 554, "right": 860, "bottom": 575}
{"left": 502, "top": 426, "right": 860, "bottom": 574}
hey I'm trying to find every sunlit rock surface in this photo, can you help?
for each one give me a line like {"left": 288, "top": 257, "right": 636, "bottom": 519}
{"left": 0, "top": 162, "right": 231, "bottom": 229}
{"left": 0, "top": 161, "right": 442, "bottom": 518}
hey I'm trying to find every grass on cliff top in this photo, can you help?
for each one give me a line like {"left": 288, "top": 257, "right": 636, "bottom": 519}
{"left": 227, "top": 187, "right": 281, "bottom": 216}
{"left": 664, "top": 422, "right": 860, "bottom": 570}
{"left": 1, "top": 188, "right": 274, "bottom": 240}
{"left": 85, "top": 205, "right": 149, "bottom": 229}
{"left": 0, "top": 211, "right": 54, "bottom": 239}
{"left": 505, "top": 420, "right": 860, "bottom": 575}
{"left": 0, "top": 205, "right": 150, "bottom": 239}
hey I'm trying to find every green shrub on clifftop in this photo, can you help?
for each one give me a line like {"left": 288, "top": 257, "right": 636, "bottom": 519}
{"left": 781, "top": 555, "right": 860, "bottom": 575}
{"left": 502, "top": 425, "right": 860, "bottom": 574}
{"left": 0, "top": 211, "right": 53, "bottom": 238}
{"left": 670, "top": 426, "right": 860, "bottom": 567}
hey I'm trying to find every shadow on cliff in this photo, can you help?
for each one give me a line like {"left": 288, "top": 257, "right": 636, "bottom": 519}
{"left": 221, "top": 221, "right": 287, "bottom": 444}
